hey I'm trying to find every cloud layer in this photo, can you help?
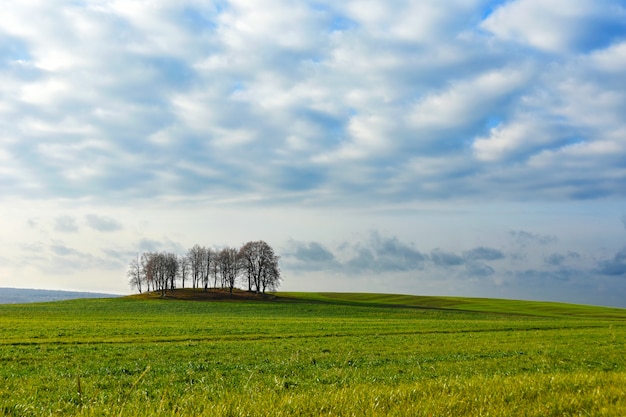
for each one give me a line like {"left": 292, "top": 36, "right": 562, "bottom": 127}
{"left": 282, "top": 228, "right": 626, "bottom": 306}
{"left": 1, "top": 0, "right": 625, "bottom": 205}
{"left": 284, "top": 232, "right": 510, "bottom": 278}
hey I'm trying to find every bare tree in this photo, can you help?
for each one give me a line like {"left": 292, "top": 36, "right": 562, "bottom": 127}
{"left": 239, "top": 241, "right": 281, "bottom": 293}
{"left": 211, "top": 255, "right": 219, "bottom": 288}
{"left": 203, "top": 247, "right": 214, "bottom": 291}
{"left": 261, "top": 253, "right": 281, "bottom": 293}
{"left": 164, "top": 252, "right": 178, "bottom": 293}
{"left": 178, "top": 254, "right": 190, "bottom": 289}
{"left": 153, "top": 253, "right": 167, "bottom": 296}
{"left": 141, "top": 252, "right": 155, "bottom": 293}
{"left": 217, "top": 247, "right": 241, "bottom": 294}
{"left": 127, "top": 254, "right": 142, "bottom": 293}
{"left": 239, "top": 242, "right": 255, "bottom": 292}
{"left": 187, "top": 245, "right": 204, "bottom": 289}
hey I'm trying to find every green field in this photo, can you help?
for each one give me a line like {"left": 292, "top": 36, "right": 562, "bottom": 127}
{"left": 1, "top": 291, "right": 625, "bottom": 416}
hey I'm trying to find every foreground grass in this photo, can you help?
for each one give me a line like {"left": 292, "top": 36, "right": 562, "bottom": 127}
{"left": 0, "top": 291, "right": 625, "bottom": 416}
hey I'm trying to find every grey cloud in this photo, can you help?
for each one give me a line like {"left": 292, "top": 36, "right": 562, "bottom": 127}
{"left": 343, "top": 247, "right": 376, "bottom": 272}
{"left": 354, "top": 232, "right": 428, "bottom": 273}
{"left": 515, "top": 269, "right": 572, "bottom": 283}
{"left": 136, "top": 238, "right": 184, "bottom": 254}
{"left": 544, "top": 251, "right": 581, "bottom": 266}
{"left": 50, "top": 243, "right": 80, "bottom": 256}
{"left": 54, "top": 216, "right": 78, "bottom": 233}
{"left": 288, "top": 241, "right": 336, "bottom": 263}
{"left": 597, "top": 249, "right": 626, "bottom": 276}
{"left": 283, "top": 232, "right": 427, "bottom": 274}
{"left": 510, "top": 230, "right": 558, "bottom": 246}
{"left": 545, "top": 253, "right": 566, "bottom": 266}
{"left": 101, "top": 248, "right": 128, "bottom": 259}
{"left": 431, "top": 249, "right": 464, "bottom": 267}
{"left": 39, "top": 242, "right": 123, "bottom": 273}
{"left": 49, "top": 244, "right": 145, "bottom": 274}
{"left": 465, "top": 262, "right": 495, "bottom": 278}
{"left": 283, "top": 240, "right": 338, "bottom": 271}
{"left": 464, "top": 247, "right": 505, "bottom": 261}
{"left": 622, "top": 214, "right": 626, "bottom": 230}
{"left": 138, "top": 239, "right": 162, "bottom": 253}
{"left": 85, "top": 214, "right": 123, "bottom": 232}
{"left": 101, "top": 248, "right": 137, "bottom": 264}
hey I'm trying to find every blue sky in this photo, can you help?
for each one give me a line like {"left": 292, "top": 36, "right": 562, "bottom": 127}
{"left": 1, "top": 0, "right": 626, "bottom": 307}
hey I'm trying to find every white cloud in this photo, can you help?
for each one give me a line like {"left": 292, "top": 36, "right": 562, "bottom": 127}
{"left": 473, "top": 118, "right": 552, "bottom": 162}
{"left": 408, "top": 67, "right": 530, "bottom": 129}
{"left": 329, "top": 114, "right": 395, "bottom": 161}
{"left": 482, "top": 0, "right": 625, "bottom": 54}
{"left": 19, "top": 78, "right": 71, "bottom": 105}
{"left": 220, "top": 0, "right": 323, "bottom": 52}
{"left": 590, "top": 41, "right": 626, "bottom": 72}
{"left": 343, "top": 0, "right": 482, "bottom": 42}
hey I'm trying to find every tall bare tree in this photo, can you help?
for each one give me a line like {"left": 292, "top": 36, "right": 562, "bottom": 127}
{"left": 260, "top": 253, "right": 281, "bottom": 293}
{"left": 239, "top": 242, "right": 255, "bottom": 292}
{"left": 153, "top": 253, "right": 167, "bottom": 296}
{"left": 127, "top": 254, "right": 142, "bottom": 293}
{"left": 217, "top": 247, "right": 241, "bottom": 294}
{"left": 178, "top": 254, "right": 190, "bottom": 289}
{"left": 141, "top": 252, "right": 155, "bottom": 293}
{"left": 211, "top": 255, "right": 219, "bottom": 288}
{"left": 164, "top": 252, "right": 178, "bottom": 293}
{"left": 239, "top": 241, "right": 281, "bottom": 293}
{"left": 187, "top": 244, "right": 205, "bottom": 289}
{"left": 203, "top": 247, "right": 214, "bottom": 291}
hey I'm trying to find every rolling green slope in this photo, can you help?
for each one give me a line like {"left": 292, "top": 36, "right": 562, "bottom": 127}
{"left": 125, "top": 288, "right": 626, "bottom": 319}
{"left": 276, "top": 291, "right": 626, "bottom": 318}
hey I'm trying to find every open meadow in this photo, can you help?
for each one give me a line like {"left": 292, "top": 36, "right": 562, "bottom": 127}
{"left": 1, "top": 290, "right": 625, "bottom": 416}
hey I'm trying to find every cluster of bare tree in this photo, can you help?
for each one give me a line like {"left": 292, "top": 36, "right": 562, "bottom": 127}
{"left": 127, "top": 240, "right": 281, "bottom": 296}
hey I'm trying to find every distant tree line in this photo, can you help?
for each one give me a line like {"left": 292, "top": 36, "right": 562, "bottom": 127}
{"left": 127, "top": 241, "right": 281, "bottom": 296}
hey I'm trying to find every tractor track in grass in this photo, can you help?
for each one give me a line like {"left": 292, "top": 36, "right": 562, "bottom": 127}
{"left": 1, "top": 322, "right": 617, "bottom": 347}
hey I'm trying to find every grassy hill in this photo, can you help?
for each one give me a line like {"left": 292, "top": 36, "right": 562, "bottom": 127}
{"left": 128, "top": 288, "right": 626, "bottom": 319}
{"left": 1, "top": 291, "right": 624, "bottom": 416}
{"left": 276, "top": 291, "right": 626, "bottom": 318}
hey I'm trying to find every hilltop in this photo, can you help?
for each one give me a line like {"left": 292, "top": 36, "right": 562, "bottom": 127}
{"left": 127, "top": 287, "right": 276, "bottom": 301}
{"left": 125, "top": 288, "right": 626, "bottom": 319}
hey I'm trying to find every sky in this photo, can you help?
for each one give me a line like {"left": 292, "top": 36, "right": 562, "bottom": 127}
{"left": 1, "top": 0, "right": 626, "bottom": 307}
